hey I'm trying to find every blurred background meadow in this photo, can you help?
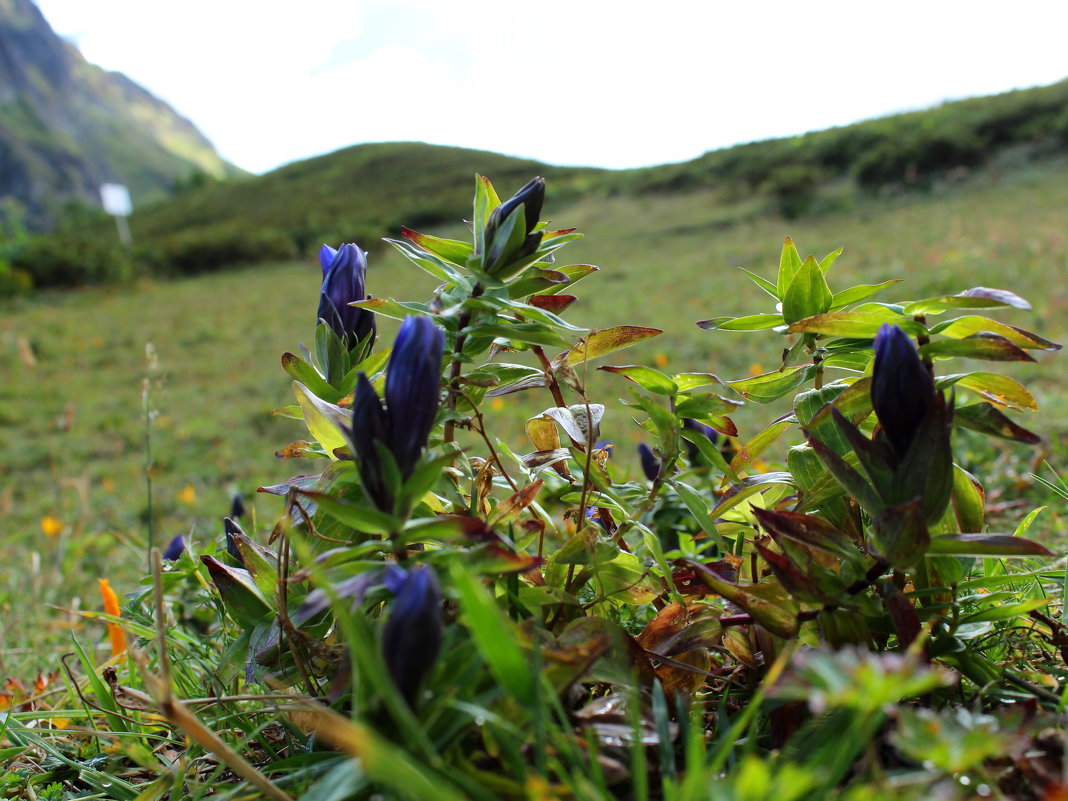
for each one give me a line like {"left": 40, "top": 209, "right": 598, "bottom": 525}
{"left": 3, "top": 0, "right": 1068, "bottom": 681}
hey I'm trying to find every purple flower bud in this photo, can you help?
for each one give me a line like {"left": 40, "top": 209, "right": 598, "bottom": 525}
{"left": 230, "top": 492, "right": 246, "bottom": 520}
{"left": 638, "top": 443, "right": 660, "bottom": 482}
{"left": 224, "top": 516, "right": 245, "bottom": 562}
{"left": 317, "top": 243, "right": 376, "bottom": 350}
{"left": 381, "top": 565, "right": 442, "bottom": 705}
{"left": 347, "top": 316, "right": 444, "bottom": 512}
{"left": 350, "top": 373, "right": 393, "bottom": 512}
{"left": 385, "top": 316, "right": 445, "bottom": 478}
{"left": 871, "top": 324, "right": 935, "bottom": 457}
{"left": 162, "top": 534, "right": 185, "bottom": 561}
{"left": 484, "top": 177, "right": 545, "bottom": 276}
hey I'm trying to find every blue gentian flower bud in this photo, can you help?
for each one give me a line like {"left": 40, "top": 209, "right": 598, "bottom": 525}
{"left": 385, "top": 316, "right": 446, "bottom": 477}
{"left": 162, "top": 534, "right": 185, "bottom": 561}
{"left": 638, "top": 443, "right": 660, "bottom": 482}
{"left": 871, "top": 324, "right": 935, "bottom": 457}
{"left": 230, "top": 492, "right": 246, "bottom": 520}
{"left": 350, "top": 372, "right": 393, "bottom": 511}
{"left": 483, "top": 177, "right": 545, "bottom": 276}
{"left": 317, "top": 243, "right": 376, "bottom": 350}
{"left": 682, "top": 418, "right": 719, "bottom": 462}
{"left": 347, "top": 316, "right": 444, "bottom": 512}
{"left": 381, "top": 565, "right": 442, "bottom": 705}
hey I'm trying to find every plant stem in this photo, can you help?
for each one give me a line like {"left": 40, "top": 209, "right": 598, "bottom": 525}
{"left": 531, "top": 344, "right": 568, "bottom": 408}
{"left": 443, "top": 283, "right": 484, "bottom": 444}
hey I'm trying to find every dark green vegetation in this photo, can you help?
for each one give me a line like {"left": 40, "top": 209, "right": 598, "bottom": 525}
{"left": 2, "top": 161, "right": 1068, "bottom": 798}
{"left": 6, "top": 76, "right": 1068, "bottom": 293}
{"left": 0, "top": 0, "right": 237, "bottom": 229}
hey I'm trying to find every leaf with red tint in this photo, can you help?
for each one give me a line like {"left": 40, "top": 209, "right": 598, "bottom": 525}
{"left": 487, "top": 480, "right": 544, "bottom": 527}
{"left": 529, "top": 294, "right": 577, "bottom": 314}
{"left": 921, "top": 335, "right": 1036, "bottom": 362}
{"left": 752, "top": 507, "right": 855, "bottom": 558}
{"left": 955, "top": 402, "right": 1041, "bottom": 443}
{"left": 399, "top": 227, "right": 472, "bottom": 264}
{"left": 566, "top": 326, "right": 662, "bottom": 365}
{"left": 682, "top": 559, "right": 800, "bottom": 638}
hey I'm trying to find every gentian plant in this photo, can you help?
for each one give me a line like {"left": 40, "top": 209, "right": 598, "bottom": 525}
{"left": 179, "top": 178, "right": 1063, "bottom": 800}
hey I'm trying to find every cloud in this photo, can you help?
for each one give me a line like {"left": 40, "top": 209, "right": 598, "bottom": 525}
{"left": 33, "top": 0, "right": 1068, "bottom": 173}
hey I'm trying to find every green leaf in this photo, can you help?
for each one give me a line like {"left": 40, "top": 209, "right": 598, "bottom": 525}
{"left": 450, "top": 561, "right": 536, "bottom": 706}
{"left": 201, "top": 555, "right": 272, "bottom": 628}
{"left": 555, "top": 530, "right": 621, "bottom": 565}
{"left": 293, "top": 381, "right": 349, "bottom": 459}
{"left": 466, "top": 322, "right": 571, "bottom": 348}
{"left": 926, "top": 534, "right": 1057, "bottom": 557}
{"left": 787, "top": 311, "right": 923, "bottom": 338}
{"left": 400, "top": 227, "right": 472, "bottom": 264}
{"left": 951, "top": 465, "right": 985, "bottom": 533}
{"left": 937, "top": 372, "right": 1037, "bottom": 410}
{"left": 782, "top": 255, "right": 833, "bottom": 324}
{"left": 871, "top": 499, "right": 930, "bottom": 568}
{"left": 599, "top": 364, "right": 678, "bottom": 395}
{"left": 724, "top": 365, "right": 813, "bottom": 403}
{"left": 954, "top": 402, "right": 1041, "bottom": 443}
{"left": 709, "top": 472, "right": 794, "bottom": 519}
{"left": 903, "top": 287, "right": 1031, "bottom": 315}
{"left": 681, "top": 426, "right": 737, "bottom": 481}
{"left": 698, "top": 314, "right": 783, "bottom": 332}
{"left": 674, "top": 392, "right": 743, "bottom": 419}
{"left": 282, "top": 352, "right": 340, "bottom": 402}
{"left": 787, "top": 444, "right": 826, "bottom": 492}
{"left": 738, "top": 267, "right": 779, "bottom": 299}
{"left": 386, "top": 236, "right": 466, "bottom": 284}
{"left": 298, "top": 491, "right": 400, "bottom": 535}
{"left": 566, "top": 325, "right": 662, "bottom": 364}
{"left": 807, "top": 437, "right": 883, "bottom": 516}
{"left": 776, "top": 236, "right": 803, "bottom": 298}
{"left": 730, "top": 419, "right": 793, "bottom": 474}
{"left": 508, "top": 263, "right": 599, "bottom": 298}
{"left": 683, "top": 560, "right": 800, "bottom": 638}
{"left": 671, "top": 480, "right": 726, "bottom": 550}
{"left": 829, "top": 280, "right": 901, "bottom": 310}
{"left": 930, "top": 316, "right": 1060, "bottom": 351}
{"left": 673, "top": 372, "right": 727, "bottom": 392}
{"left": 794, "top": 382, "right": 852, "bottom": 455}
{"left": 921, "top": 335, "right": 1036, "bottom": 362}
{"left": 957, "top": 599, "right": 1051, "bottom": 625}
{"left": 818, "top": 247, "right": 844, "bottom": 273}
{"left": 473, "top": 174, "right": 501, "bottom": 256}
{"left": 351, "top": 297, "right": 432, "bottom": 322}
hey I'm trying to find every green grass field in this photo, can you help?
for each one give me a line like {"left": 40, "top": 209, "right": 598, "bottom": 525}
{"left": 3, "top": 158, "right": 1068, "bottom": 674}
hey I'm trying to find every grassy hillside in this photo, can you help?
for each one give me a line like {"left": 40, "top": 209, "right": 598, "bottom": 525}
{"left": 12, "top": 76, "right": 1067, "bottom": 294}
{"left": 3, "top": 155, "right": 1068, "bottom": 672}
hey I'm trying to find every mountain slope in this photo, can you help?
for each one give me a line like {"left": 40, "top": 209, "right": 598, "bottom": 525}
{"left": 0, "top": 0, "right": 239, "bottom": 224}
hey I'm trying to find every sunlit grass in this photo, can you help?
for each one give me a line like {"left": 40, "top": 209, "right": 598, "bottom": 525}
{"left": 3, "top": 161, "right": 1068, "bottom": 674}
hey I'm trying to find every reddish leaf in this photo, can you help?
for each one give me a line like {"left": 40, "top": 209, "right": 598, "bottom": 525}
{"left": 529, "top": 294, "right": 577, "bottom": 313}
{"left": 566, "top": 326, "right": 662, "bottom": 365}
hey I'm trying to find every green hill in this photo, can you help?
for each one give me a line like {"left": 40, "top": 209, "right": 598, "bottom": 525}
{"left": 5, "top": 75, "right": 1068, "bottom": 292}
{"left": 126, "top": 76, "right": 1068, "bottom": 265}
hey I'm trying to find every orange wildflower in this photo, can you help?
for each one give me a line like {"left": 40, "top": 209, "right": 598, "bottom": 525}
{"left": 40, "top": 515, "right": 63, "bottom": 537}
{"left": 98, "top": 579, "right": 127, "bottom": 657}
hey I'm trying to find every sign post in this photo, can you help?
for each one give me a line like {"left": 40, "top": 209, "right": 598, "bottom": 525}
{"left": 100, "top": 183, "right": 133, "bottom": 247}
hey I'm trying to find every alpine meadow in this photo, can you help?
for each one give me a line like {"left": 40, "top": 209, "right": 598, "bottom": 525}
{"left": 3, "top": 74, "right": 1068, "bottom": 800}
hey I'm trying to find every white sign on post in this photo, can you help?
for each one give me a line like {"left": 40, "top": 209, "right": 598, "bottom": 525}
{"left": 99, "top": 183, "right": 133, "bottom": 246}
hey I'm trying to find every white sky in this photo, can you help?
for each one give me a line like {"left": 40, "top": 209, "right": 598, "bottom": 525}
{"left": 32, "top": 0, "right": 1068, "bottom": 175}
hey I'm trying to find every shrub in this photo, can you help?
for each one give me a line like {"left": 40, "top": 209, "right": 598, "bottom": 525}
{"left": 144, "top": 224, "right": 295, "bottom": 275}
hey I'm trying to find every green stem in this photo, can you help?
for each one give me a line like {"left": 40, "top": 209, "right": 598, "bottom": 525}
{"left": 443, "top": 283, "right": 483, "bottom": 444}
